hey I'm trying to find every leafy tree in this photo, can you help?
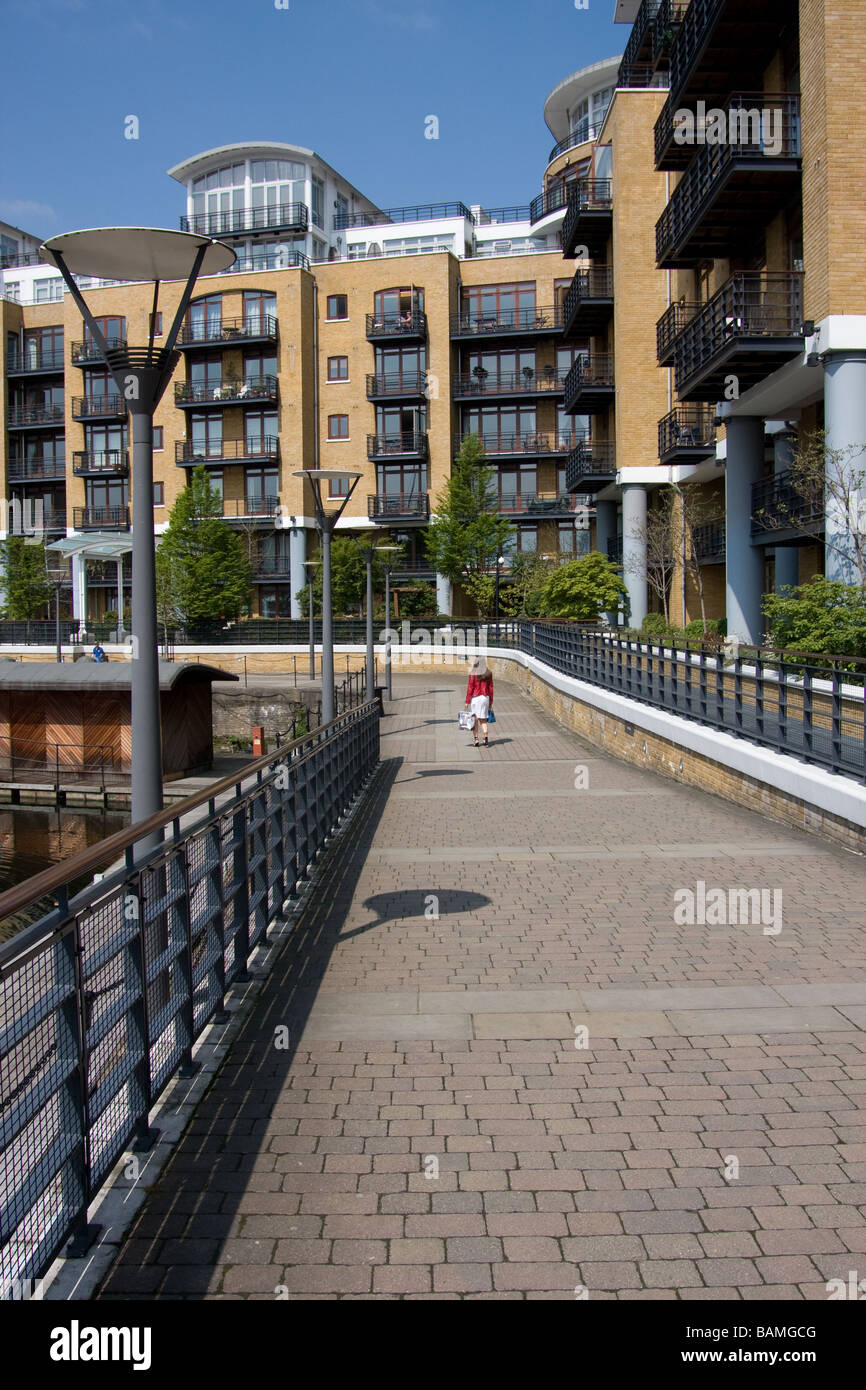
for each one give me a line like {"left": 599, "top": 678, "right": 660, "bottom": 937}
{"left": 501, "top": 552, "right": 558, "bottom": 618}
{"left": 295, "top": 538, "right": 387, "bottom": 618}
{"left": 423, "top": 435, "right": 514, "bottom": 596}
{"left": 1, "top": 539, "right": 53, "bottom": 619}
{"left": 762, "top": 577, "right": 866, "bottom": 659}
{"left": 155, "top": 467, "right": 251, "bottom": 626}
{"left": 539, "top": 551, "right": 627, "bottom": 622}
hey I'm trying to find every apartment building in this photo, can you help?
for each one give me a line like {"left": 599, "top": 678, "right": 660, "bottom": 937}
{"left": 579, "top": 0, "right": 866, "bottom": 640}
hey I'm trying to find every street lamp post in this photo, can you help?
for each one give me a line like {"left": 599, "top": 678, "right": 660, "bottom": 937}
{"left": 42, "top": 229, "right": 235, "bottom": 842}
{"left": 304, "top": 558, "right": 320, "bottom": 680}
{"left": 293, "top": 471, "right": 362, "bottom": 725}
{"left": 494, "top": 554, "right": 504, "bottom": 625}
{"left": 375, "top": 546, "right": 402, "bottom": 703}
{"left": 45, "top": 559, "right": 69, "bottom": 664}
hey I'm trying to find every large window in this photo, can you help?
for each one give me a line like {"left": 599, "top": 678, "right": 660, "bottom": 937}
{"left": 375, "top": 345, "right": 425, "bottom": 388}
{"left": 373, "top": 287, "right": 424, "bottom": 320}
{"left": 191, "top": 163, "right": 245, "bottom": 224}
{"left": 244, "top": 350, "right": 277, "bottom": 382}
{"left": 21, "top": 325, "right": 63, "bottom": 366}
{"left": 243, "top": 289, "right": 276, "bottom": 332}
{"left": 251, "top": 159, "right": 305, "bottom": 213}
{"left": 462, "top": 405, "right": 536, "bottom": 449}
{"left": 464, "top": 349, "right": 535, "bottom": 386}
{"left": 377, "top": 465, "right": 425, "bottom": 498}
{"left": 245, "top": 410, "right": 277, "bottom": 452}
{"left": 188, "top": 296, "right": 222, "bottom": 338}
{"left": 245, "top": 466, "right": 279, "bottom": 512}
{"left": 86, "top": 476, "right": 128, "bottom": 510}
{"left": 376, "top": 405, "right": 426, "bottom": 442}
{"left": 85, "top": 423, "right": 127, "bottom": 465}
{"left": 84, "top": 315, "right": 125, "bottom": 352}
{"left": 190, "top": 357, "right": 222, "bottom": 392}
{"left": 311, "top": 176, "right": 325, "bottom": 229}
{"left": 497, "top": 464, "right": 537, "bottom": 510}
{"left": 461, "top": 282, "right": 535, "bottom": 329}
{"left": 190, "top": 412, "right": 222, "bottom": 456}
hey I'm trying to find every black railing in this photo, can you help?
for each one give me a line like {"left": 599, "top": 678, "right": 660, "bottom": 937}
{"left": 0, "top": 738, "right": 117, "bottom": 793}
{"left": 658, "top": 406, "right": 717, "bottom": 460}
{"left": 607, "top": 536, "right": 623, "bottom": 565}
{"left": 454, "top": 432, "right": 573, "bottom": 458}
{"left": 657, "top": 300, "right": 702, "bottom": 363}
{"left": 673, "top": 273, "right": 804, "bottom": 398}
{"left": 655, "top": 95, "right": 802, "bottom": 265}
{"left": 473, "top": 206, "right": 533, "bottom": 224}
{"left": 7, "top": 404, "right": 64, "bottom": 427}
{"left": 367, "top": 493, "right": 430, "bottom": 520}
{"left": 652, "top": 0, "right": 691, "bottom": 64}
{"left": 751, "top": 470, "right": 824, "bottom": 538}
{"left": 563, "top": 353, "right": 615, "bottom": 407}
{"left": 668, "top": 0, "right": 726, "bottom": 102}
{"left": 180, "top": 203, "right": 309, "bottom": 237}
{"left": 0, "top": 703, "right": 380, "bottom": 1296}
{"left": 451, "top": 304, "right": 564, "bottom": 336}
{"left": 174, "top": 375, "right": 278, "bottom": 406}
{"left": 222, "top": 249, "right": 310, "bottom": 274}
{"left": 251, "top": 555, "right": 292, "bottom": 576}
{"left": 692, "top": 519, "right": 726, "bottom": 562}
{"left": 73, "top": 505, "right": 129, "bottom": 529}
{"left": 618, "top": 0, "right": 662, "bottom": 86}
{"left": 0, "top": 251, "right": 45, "bottom": 269}
{"left": 222, "top": 497, "right": 282, "bottom": 519}
{"left": 365, "top": 310, "right": 428, "bottom": 339}
{"left": 565, "top": 441, "right": 617, "bottom": 491}
{"left": 6, "top": 456, "right": 66, "bottom": 481}
{"left": 365, "top": 372, "right": 427, "bottom": 398}
{"left": 498, "top": 493, "right": 579, "bottom": 516}
{"left": 6, "top": 348, "right": 65, "bottom": 374}
{"left": 72, "top": 451, "right": 129, "bottom": 476}
{"left": 561, "top": 181, "right": 614, "bottom": 256}
{"left": 335, "top": 201, "right": 472, "bottom": 230}
{"left": 177, "top": 315, "right": 278, "bottom": 346}
{"left": 563, "top": 267, "right": 614, "bottom": 332}
{"left": 547, "top": 124, "right": 607, "bottom": 164}
{"left": 529, "top": 186, "right": 572, "bottom": 223}
{"left": 452, "top": 370, "right": 568, "bottom": 398}
{"left": 71, "top": 395, "right": 126, "bottom": 420}
{"left": 175, "top": 437, "right": 280, "bottom": 465}
{"left": 71, "top": 337, "right": 126, "bottom": 364}
{"left": 367, "top": 433, "right": 429, "bottom": 459}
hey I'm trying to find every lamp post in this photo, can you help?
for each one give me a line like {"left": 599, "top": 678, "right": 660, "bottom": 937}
{"left": 375, "top": 545, "right": 402, "bottom": 702}
{"left": 350, "top": 537, "right": 377, "bottom": 703}
{"left": 494, "top": 554, "right": 505, "bottom": 626}
{"left": 303, "top": 558, "right": 321, "bottom": 680}
{"left": 42, "top": 228, "right": 235, "bottom": 841}
{"left": 45, "top": 558, "right": 69, "bottom": 664}
{"left": 293, "top": 470, "right": 361, "bottom": 725}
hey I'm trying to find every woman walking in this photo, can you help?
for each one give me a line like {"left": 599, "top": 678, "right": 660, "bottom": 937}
{"left": 465, "top": 657, "right": 494, "bottom": 747}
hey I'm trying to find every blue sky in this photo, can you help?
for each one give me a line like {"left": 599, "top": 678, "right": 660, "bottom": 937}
{"left": 1, "top": 0, "right": 624, "bottom": 240}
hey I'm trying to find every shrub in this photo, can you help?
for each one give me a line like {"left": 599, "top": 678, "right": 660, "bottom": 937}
{"left": 762, "top": 578, "right": 866, "bottom": 659}
{"left": 641, "top": 612, "right": 672, "bottom": 638}
{"left": 684, "top": 617, "right": 722, "bottom": 640}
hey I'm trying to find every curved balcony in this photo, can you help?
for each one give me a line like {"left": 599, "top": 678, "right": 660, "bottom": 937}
{"left": 367, "top": 433, "right": 429, "bottom": 461}
{"left": 562, "top": 354, "right": 615, "bottom": 414}
{"left": 547, "top": 124, "right": 606, "bottom": 166}
{"left": 452, "top": 370, "right": 568, "bottom": 401}
{"left": 658, "top": 407, "right": 717, "bottom": 464}
{"left": 174, "top": 376, "right": 279, "bottom": 408}
{"left": 450, "top": 304, "right": 564, "bottom": 342}
{"left": 367, "top": 493, "right": 430, "bottom": 523}
{"left": 71, "top": 395, "right": 126, "bottom": 421}
{"left": 177, "top": 315, "right": 278, "bottom": 349}
{"left": 73, "top": 451, "right": 129, "bottom": 477}
{"left": 6, "top": 348, "right": 65, "bottom": 376}
{"left": 71, "top": 337, "right": 126, "bottom": 366}
{"left": 561, "top": 181, "right": 613, "bottom": 259}
{"left": 74, "top": 506, "right": 130, "bottom": 531}
{"left": 180, "top": 204, "right": 309, "bottom": 238}
{"left": 7, "top": 404, "right": 65, "bottom": 429}
{"left": 366, "top": 372, "right": 428, "bottom": 402}
{"left": 562, "top": 267, "right": 614, "bottom": 338}
{"left": 365, "top": 310, "right": 427, "bottom": 342}
{"left": 566, "top": 441, "right": 617, "bottom": 493}
{"left": 175, "top": 436, "right": 280, "bottom": 467}
{"left": 529, "top": 185, "right": 571, "bottom": 227}
{"left": 673, "top": 273, "right": 804, "bottom": 402}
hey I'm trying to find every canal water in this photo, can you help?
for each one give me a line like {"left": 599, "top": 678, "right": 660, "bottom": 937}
{"left": 0, "top": 805, "right": 129, "bottom": 944}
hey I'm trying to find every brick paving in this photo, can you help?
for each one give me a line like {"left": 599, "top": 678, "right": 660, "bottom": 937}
{"left": 96, "top": 674, "right": 866, "bottom": 1300}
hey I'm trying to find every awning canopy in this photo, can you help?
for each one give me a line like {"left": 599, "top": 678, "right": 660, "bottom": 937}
{"left": 47, "top": 535, "right": 133, "bottom": 560}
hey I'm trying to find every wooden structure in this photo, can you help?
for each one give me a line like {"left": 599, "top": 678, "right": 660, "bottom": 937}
{"left": 0, "top": 663, "right": 237, "bottom": 782}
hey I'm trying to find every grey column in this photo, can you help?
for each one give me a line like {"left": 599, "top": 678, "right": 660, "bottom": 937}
{"left": 824, "top": 351, "right": 866, "bottom": 584}
{"left": 725, "top": 415, "right": 765, "bottom": 643}
{"left": 621, "top": 484, "right": 647, "bottom": 629}
{"left": 116, "top": 557, "right": 125, "bottom": 638}
{"left": 320, "top": 525, "right": 335, "bottom": 725}
{"left": 773, "top": 430, "right": 799, "bottom": 592}
{"left": 72, "top": 551, "right": 88, "bottom": 633}
{"left": 435, "top": 573, "right": 452, "bottom": 617}
{"left": 289, "top": 525, "right": 307, "bottom": 619}
{"left": 129, "top": 405, "right": 163, "bottom": 833}
{"left": 595, "top": 500, "right": 618, "bottom": 561}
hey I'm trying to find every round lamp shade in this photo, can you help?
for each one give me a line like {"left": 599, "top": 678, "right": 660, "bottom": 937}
{"left": 41, "top": 228, "right": 236, "bottom": 282}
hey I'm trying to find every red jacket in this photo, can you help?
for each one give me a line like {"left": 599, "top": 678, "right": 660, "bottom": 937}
{"left": 466, "top": 673, "right": 494, "bottom": 703}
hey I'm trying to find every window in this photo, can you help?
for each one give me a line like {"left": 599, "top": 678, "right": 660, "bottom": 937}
{"left": 187, "top": 296, "right": 221, "bottom": 340}
{"left": 150, "top": 311, "right": 163, "bottom": 337}
{"left": 190, "top": 412, "right": 222, "bottom": 456}
{"left": 329, "top": 474, "right": 351, "bottom": 498}
{"left": 243, "top": 289, "right": 276, "bottom": 333}
{"left": 461, "top": 282, "right": 536, "bottom": 330}
{"left": 375, "top": 345, "right": 425, "bottom": 390}
{"left": 153, "top": 482, "right": 165, "bottom": 506}
{"left": 312, "top": 177, "right": 325, "bottom": 229}
{"left": 245, "top": 467, "right": 279, "bottom": 514}
{"left": 153, "top": 427, "right": 164, "bottom": 450}
{"left": 250, "top": 159, "right": 305, "bottom": 219}
{"left": 335, "top": 193, "right": 349, "bottom": 226}
{"left": 328, "top": 356, "right": 349, "bottom": 380}
{"left": 462, "top": 405, "right": 536, "bottom": 451}
{"left": 328, "top": 414, "right": 349, "bottom": 439}
{"left": 34, "top": 278, "right": 63, "bottom": 303}
{"left": 84, "top": 315, "right": 126, "bottom": 352}
{"left": 327, "top": 294, "right": 348, "bottom": 320}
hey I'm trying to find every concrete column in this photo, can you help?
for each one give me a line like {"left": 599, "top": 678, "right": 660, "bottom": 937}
{"left": 594, "top": 500, "right": 618, "bottom": 561}
{"left": 72, "top": 552, "right": 88, "bottom": 632}
{"left": 436, "top": 573, "right": 452, "bottom": 617}
{"left": 773, "top": 430, "right": 799, "bottom": 593}
{"left": 824, "top": 351, "right": 866, "bottom": 584}
{"left": 116, "top": 557, "right": 125, "bottom": 637}
{"left": 289, "top": 526, "right": 307, "bottom": 619}
{"left": 725, "top": 415, "right": 766, "bottom": 643}
{"left": 621, "top": 484, "right": 647, "bottom": 629}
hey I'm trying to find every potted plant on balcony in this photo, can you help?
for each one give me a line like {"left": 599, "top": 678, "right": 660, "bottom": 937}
{"left": 522, "top": 366, "right": 534, "bottom": 390}
{"left": 544, "top": 364, "right": 556, "bottom": 386}
{"left": 472, "top": 365, "right": 489, "bottom": 393}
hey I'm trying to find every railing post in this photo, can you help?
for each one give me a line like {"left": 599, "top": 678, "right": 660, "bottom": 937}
{"left": 778, "top": 653, "right": 789, "bottom": 749}
{"left": 60, "top": 916, "right": 97, "bottom": 1257}
{"left": 803, "top": 663, "right": 814, "bottom": 759}
{"left": 754, "top": 654, "right": 765, "bottom": 743}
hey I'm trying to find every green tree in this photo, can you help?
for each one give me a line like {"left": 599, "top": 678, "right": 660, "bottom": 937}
{"left": 155, "top": 467, "right": 251, "bottom": 626}
{"left": 762, "top": 577, "right": 866, "bottom": 659}
{"left": 539, "top": 552, "right": 627, "bottom": 622}
{"left": 423, "top": 435, "right": 514, "bottom": 598}
{"left": 0, "top": 539, "right": 53, "bottom": 619}
{"left": 295, "top": 538, "right": 388, "bottom": 618}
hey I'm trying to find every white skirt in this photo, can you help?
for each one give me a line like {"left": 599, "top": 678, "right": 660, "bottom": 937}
{"left": 469, "top": 695, "right": 490, "bottom": 720}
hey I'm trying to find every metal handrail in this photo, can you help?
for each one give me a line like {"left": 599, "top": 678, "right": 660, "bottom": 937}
{"left": 176, "top": 436, "right": 280, "bottom": 464}
{"left": 174, "top": 375, "right": 279, "bottom": 405}
{"left": 367, "top": 432, "right": 429, "bottom": 458}
{"left": 453, "top": 432, "right": 574, "bottom": 457}
{"left": 71, "top": 337, "right": 127, "bottom": 363}
{"left": 335, "top": 201, "right": 473, "bottom": 230}
{"left": 6, "top": 349, "right": 65, "bottom": 374}
{"left": 72, "top": 451, "right": 129, "bottom": 476}
{"left": 563, "top": 268, "right": 614, "bottom": 326}
{"left": 673, "top": 272, "right": 804, "bottom": 394}
{"left": 692, "top": 519, "right": 726, "bottom": 561}
{"left": 547, "top": 124, "right": 606, "bottom": 164}
{"left": 180, "top": 203, "right": 309, "bottom": 237}
{"left": 452, "top": 370, "right": 568, "bottom": 397}
{"left": 365, "top": 372, "right": 427, "bottom": 397}
{"left": 6, "top": 456, "right": 66, "bottom": 480}
{"left": 658, "top": 406, "right": 717, "bottom": 458}
{"left": 450, "top": 304, "right": 564, "bottom": 335}
{"left": 751, "top": 469, "right": 824, "bottom": 536}
{"left": 657, "top": 300, "right": 702, "bottom": 362}
{"left": 71, "top": 395, "right": 126, "bottom": 419}
{"left": 7, "top": 405, "right": 65, "bottom": 427}
{"left": 365, "top": 310, "right": 428, "bottom": 338}
{"left": 73, "top": 506, "right": 130, "bottom": 528}
{"left": 563, "top": 354, "right": 615, "bottom": 400}
{"left": 367, "top": 493, "right": 430, "bottom": 519}
{"left": 177, "top": 315, "right": 278, "bottom": 346}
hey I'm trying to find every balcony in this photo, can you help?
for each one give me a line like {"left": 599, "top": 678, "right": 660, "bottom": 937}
{"left": 7, "top": 454, "right": 66, "bottom": 483}
{"left": 658, "top": 406, "right": 717, "bottom": 464}
{"left": 367, "top": 433, "right": 429, "bottom": 461}
{"left": 365, "top": 372, "right": 428, "bottom": 402}
{"left": 252, "top": 555, "right": 293, "bottom": 579}
{"left": 528, "top": 185, "right": 571, "bottom": 226}
{"left": 450, "top": 304, "right": 564, "bottom": 341}
{"left": 651, "top": 0, "right": 690, "bottom": 68}
{"left": 73, "top": 451, "right": 129, "bottom": 477}
{"left": 498, "top": 493, "right": 579, "bottom": 518}
{"left": 562, "top": 267, "right": 614, "bottom": 338}
{"left": 74, "top": 506, "right": 130, "bottom": 531}
{"left": 751, "top": 470, "right": 824, "bottom": 547}
{"left": 547, "top": 125, "right": 607, "bottom": 165}
{"left": 71, "top": 337, "right": 127, "bottom": 366}
{"left": 71, "top": 394, "right": 126, "bottom": 421}
{"left": 617, "top": 0, "right": 662, "bottom": 87}
{"left": 365, "top": 310, "right": 428, "bottom": 342}
{"left": 175, "top": 436, "right": 280, "bottom": 467}
{"left": 174, "top": 376, "right": 279, "bottom": 409}
{"left": 7, "top": 404, "right": 65, "bottom": 429}
{"left": 664, "top": 0, "right": 794, "bottom": 133}
{"left": 657, "top": 300, "right": 702, "bottom": 365}
{"left": 6, "top": 347, "right": 65, "bottom": 376}
{"left": 607, "top": 535, "right": 623, "bottom": 565}
{"left": 452, "top": 369, "right": 568, "bottom": 401}
{"left": 367, "top": 493, "right": 430, "bottom": 523}
{"left": 561, "top": 182, "right": 613, "bottom": 259}
{"left": 693, "top": 519, "right": 726, "bottom": 563}
{"left": 566, "top": 441, "right": 617, "bottom": 493}
{"left": 177, "top": 316, "right": 278, "bottom": 349}
{"left": 335, "top": 201, "right": 472, "bottom": 231}
{"left": 455, "top": 433, "right": 573, "bottom": 460}
{"left": 673, "top": 273, "right": 804, "bottom": 402}
{"left": 562, "top": 354, "right": 615, "bottom": 414}
{"left": 222, "top": 497, "right": 282, "bottom": 520}
{"left": 180, "top": 204, "right": 309, "bottom": 238}
{"left": 86, "top": 559, "right": 132, "bottom": 587}
{"left": 655, "top": 95, "right": 801, "bottom": 267}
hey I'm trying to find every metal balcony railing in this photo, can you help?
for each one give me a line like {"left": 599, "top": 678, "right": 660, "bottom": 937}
{"left": 563, "top": 354, "right": 615, "bottom": 408}
{"left": 175, "top": 436, "right": 280, "bottom": 465}
{"left": 565, "top": 441, "right": 617, "bottom": 491}
{"left": 174, "top": 375, "right": 279, "bottom": 406}
{"left": 455, "top": 432, "right": 574, "bottom": 458}
{"left": 365, "top": 310, "right": 428, "bottom": 339}
{"left": 71, "top": 337, "right": 127, "bottom": 364}
{"left": 751, "top": 470, "right": 824, "bottom": 537}
{"left": 180, "top": 203, "right": 309, "bottom": 237}
{"left": 365, "top": 372, "right": 427, "bottom": 399}
{"left": 450, "top": 304, "right": 564, "bottom": 336}
{"left": 657, "top": 406, "right": 717, "bottom": 460}
{"left": 71, "top": 395, "right": 126, "bottom": 420}
{"left": 692, "top": 519, "right": 726, "bottom": 562}
{"left": 547, "top": 124, "right": 607, "bottom": 164}
{"left": 6, "top": 347, "right": 65, "bottom": 374}
{"left": 367, "top": 493, "right": 430, "bottom": 521}
{"left": 607, "top": 536, "right": 623, "bottom": 565}
{"left": 617, "top": 0, "right": 662, "bottom": 86}
{"left": 452, "top": 370, "right": 568, "bottom": 398}
{"left": 251, "top": 555, "right": 293, "bottom": 576}
{"left": 561, "top": 181, "right": 614, "bottom": 256}
{"left": 668, "top": 0, "right": 726, "bottom": 104}
{"left": 652, "top": 0, "right": 690, "bottom": 66}
{"left": 73, "top": 505, "right": 130, "bottom": 529}
{"left": 177, "top": 315, "right": 278, "bottom": 346}
{"left": 563, "top": 267, "right": 614, "bottom": 333}
{"left": 673, "top": 273, "right": 804, "bottom": 398}
{"left": 335, "top": 201, "right": 472, "bottom": 230}
{"left": 222, "top": 497, "right": 282, "bottom": 519}
{"left": 529, "top": 185, "right": 572, "bottom": 223}
{"left": 6, "top": 455, "right": 66, "bottom": 481}
{"left": 657, "top": 300, "right": 702, "bottom": 363}
{"left": 73, "top": 451, "right": 129, "bottom": 476}
{"left": 7, "top": 404, "right": 65, "bottom": 427}
{"left": 497, "top": 492, "right": 578, "bottom": 516}
{"left": 473, "top": 206, "right": 533, "bottom": 225}
{"left": 366, "top": 432, "right": 429, "bottom": 459}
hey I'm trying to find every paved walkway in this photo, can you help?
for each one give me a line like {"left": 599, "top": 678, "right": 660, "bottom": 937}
{"left": 97, "top": 674, "right": 866, "bottom": 1299}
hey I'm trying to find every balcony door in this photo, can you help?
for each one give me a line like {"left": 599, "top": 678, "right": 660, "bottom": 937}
{"left": 245, "top": 410, "right": 277, "bottom": 455}
{"left": 243, "top": 290, "right": 276, "bottom": 334}
{"left": 188, "top": 295, "right": 222, "bottom": 339}
{"left": 378, "top": 465, "right": 423, "bottom": 503}
{"left": 191, "top": 412, "right": 222, "bottom": 458}
{"left": 377, "top": 405, "right": 424, "bottom": 446}
{"left": 85, "top": 423, "right": 127, "bottom": 469}
{"left": 498, "top": 464, "right": 536, "bottom": 511}
{"left": 245, "top": 467, "right": 279, "bottom": 515}
{"left": 86, "top": 476, "right": 127, "bottom": 514}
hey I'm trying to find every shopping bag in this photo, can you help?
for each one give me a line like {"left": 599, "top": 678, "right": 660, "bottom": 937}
{"left": 487, "top": 710, "right": 496, "bottom": 724}
{"left": 458, "top": 711, "right": 474, "bottom": 731}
